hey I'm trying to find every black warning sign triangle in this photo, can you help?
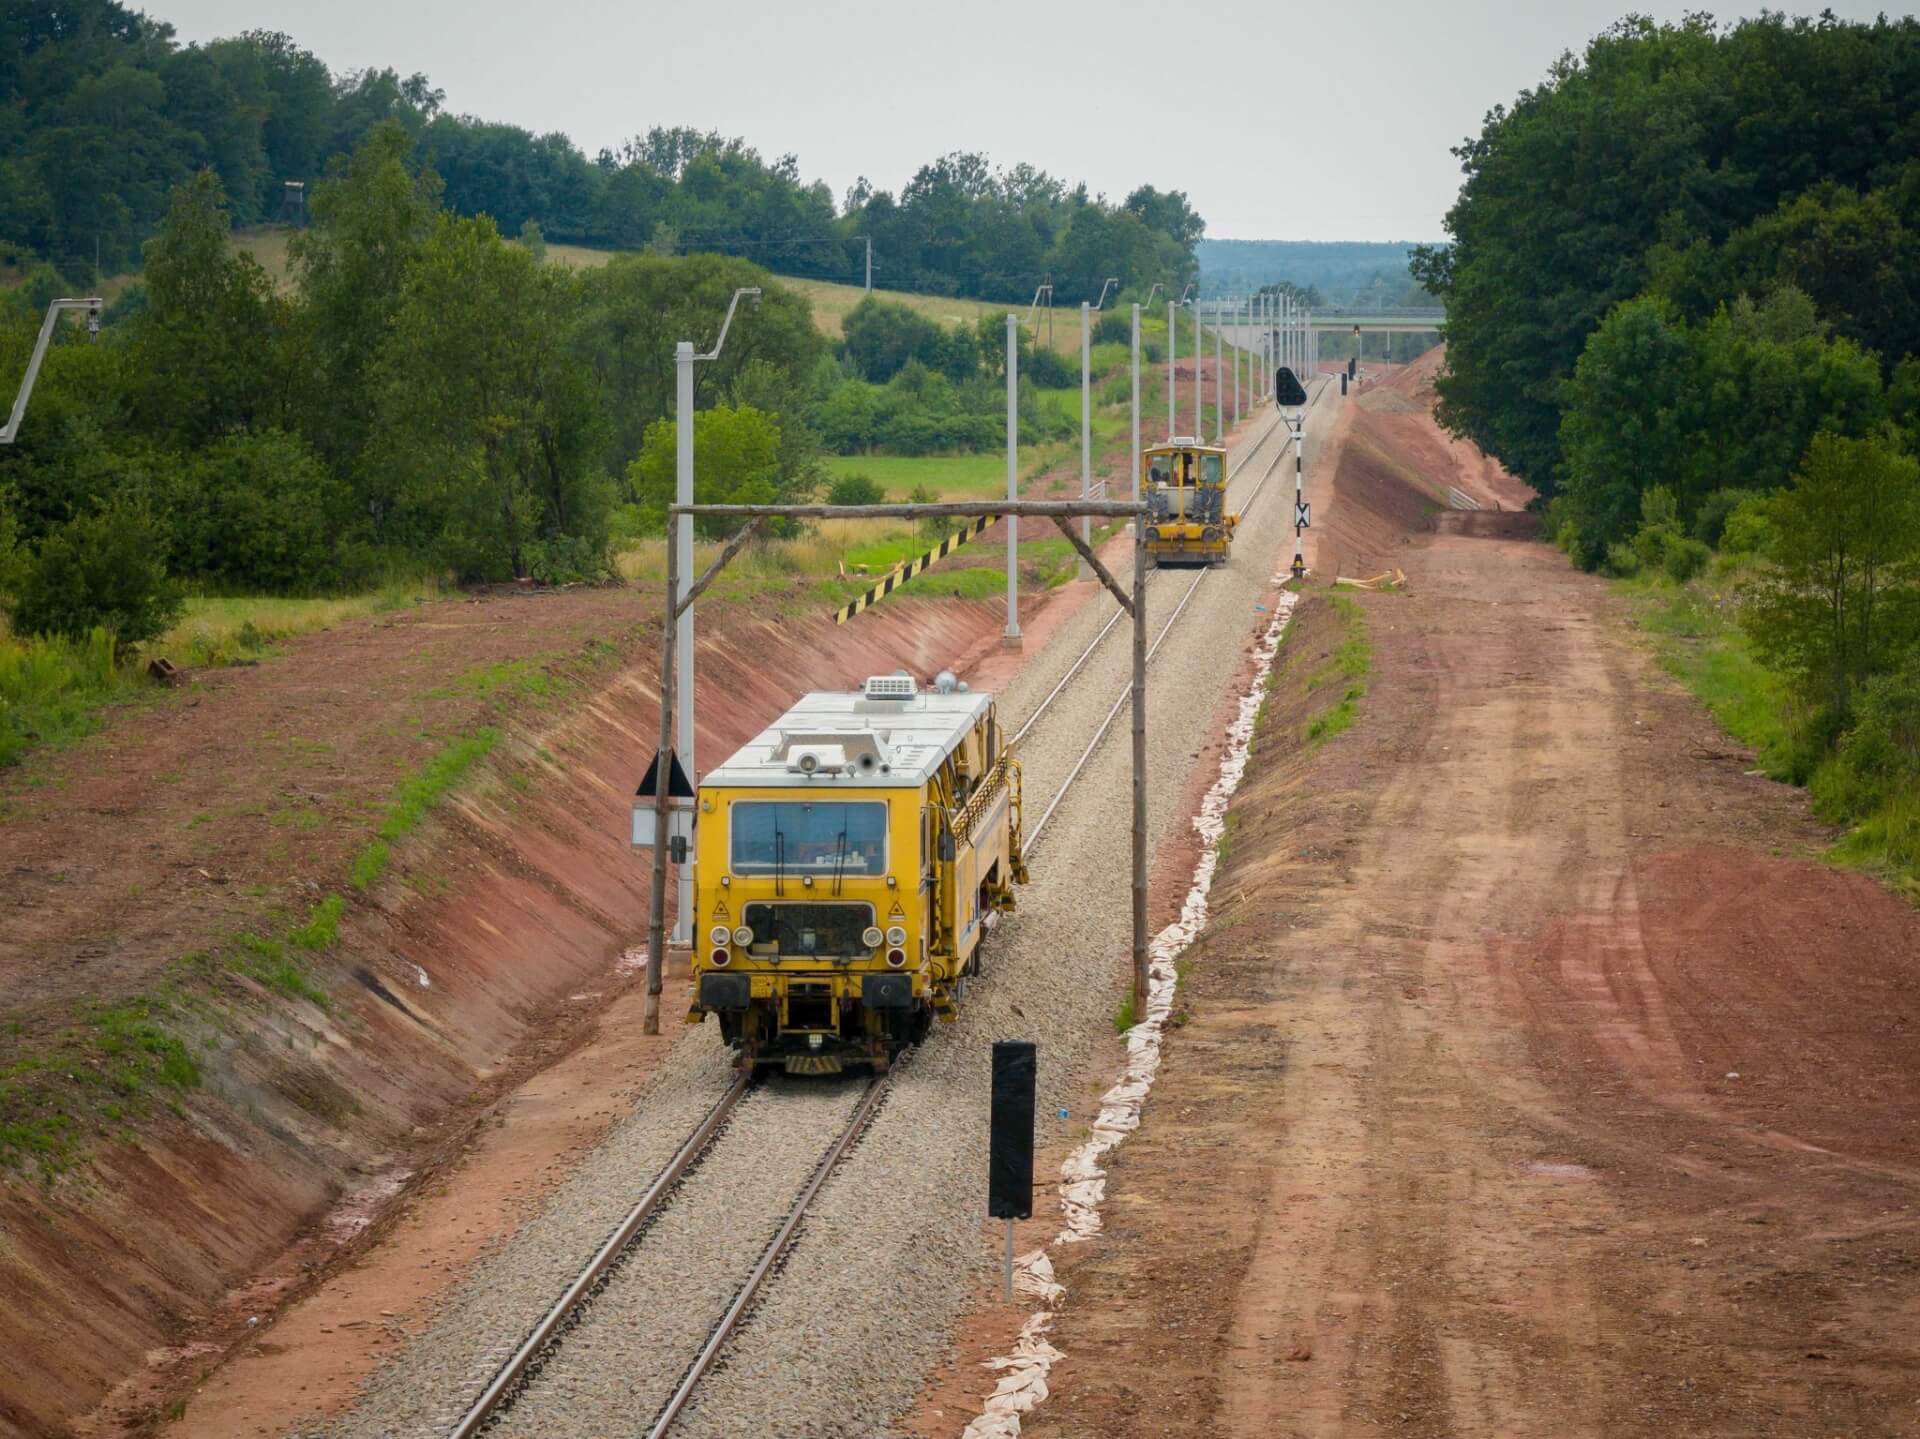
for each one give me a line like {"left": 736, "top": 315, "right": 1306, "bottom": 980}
{"left": 635, "top": 748, "right": 695, "bottom": 799}
{"left": 1275, "top": 366, "right": 1308, "bottom": 407}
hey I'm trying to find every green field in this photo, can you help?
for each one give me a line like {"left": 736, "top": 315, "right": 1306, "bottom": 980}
{"left": 822, "top": 453, "right": 1010, "bottom": 500}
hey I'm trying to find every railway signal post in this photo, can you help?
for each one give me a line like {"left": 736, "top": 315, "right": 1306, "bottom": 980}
{"left": 1276, "top": 364, "right": 1311, "bottom": 581}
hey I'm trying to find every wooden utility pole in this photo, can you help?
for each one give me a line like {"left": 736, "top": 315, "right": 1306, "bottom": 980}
{"left": 644, "top": 536, "right": 678, "bottom": 1036}
{"left": 1130, "top": 515, "right": 1149, "bottom": 1017}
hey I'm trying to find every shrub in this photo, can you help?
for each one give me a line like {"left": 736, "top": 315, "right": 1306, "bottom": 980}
{"left": 1092, "top": 312, "right": 1133, "bottom": 346}
{"left": 1600, "top": 541, "right": 1641, "bottom": 577}
{"left": 827, "top": 472, "right": 886, "bottom": 506}
{"left": 1693, "top": 487, "right": 1761, "bottom": 547}
{"left": 523, "top": 533, "right": 613, "bottom": 585}
{"left": 1023, "top": 347, "right": 1073, "bottom": 388}
{"left": 1663, "top": 536, "right": 1711, "bottom": 582}
{"left": 164, "top": 430, "right": 347, "bottom": 592}
{"left": 0, "top": 492, "right": 20, "bottom": 601}
{"left": 1811, "top": 658, "right": 1920, "bottom": 823}
{"left": 1640, "top": 485, "right": 1680, "bottom": 530}
{"left": 7, "top": 503, "right": 183, "bottom": 649}
{"left": 1719, "top": 496, "right": 1774, "bottom": 556}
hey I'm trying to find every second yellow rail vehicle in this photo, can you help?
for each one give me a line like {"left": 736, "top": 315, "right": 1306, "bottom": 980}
{"left": 1142, "top": 437, "right": 1236, "bottom": 566}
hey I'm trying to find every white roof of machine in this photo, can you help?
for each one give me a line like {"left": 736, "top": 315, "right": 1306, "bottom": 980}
{"left": 701, "top": 686, "right": 993, "bottom": 789}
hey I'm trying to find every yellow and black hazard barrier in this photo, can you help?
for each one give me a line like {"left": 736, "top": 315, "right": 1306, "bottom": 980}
{"left": 833, "top": 514, "right": 993, "bottom": 624}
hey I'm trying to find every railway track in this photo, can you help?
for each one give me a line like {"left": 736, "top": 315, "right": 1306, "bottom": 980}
{"left": 438, "top": 384, "right": 1325, "bottom": 1439}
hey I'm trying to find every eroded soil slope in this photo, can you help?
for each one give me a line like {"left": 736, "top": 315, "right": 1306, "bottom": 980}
{"left": 0, "top": 584, "right": 1012, "bottom": 1439}
{"left": 1018, "top": 373, "right": 1920, "bottom": 1436}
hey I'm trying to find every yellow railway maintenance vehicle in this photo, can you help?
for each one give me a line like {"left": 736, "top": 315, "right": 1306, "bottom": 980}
{"left": 687, "top": 672, "right": 1027, "bottom": 1074}
{"left": 1142, "top": 437, "right": 1237, "bottom": 566}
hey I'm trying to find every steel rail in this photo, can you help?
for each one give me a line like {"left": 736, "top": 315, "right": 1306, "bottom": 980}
{"left": 447, "top": 1071, "right": 754, "bottom": 1438}
{"left": 644, "top": 1074, "right": 892, "bottom": 1438}
{"left": 1024, "top": 568, "right": 1208, "bottom": 853}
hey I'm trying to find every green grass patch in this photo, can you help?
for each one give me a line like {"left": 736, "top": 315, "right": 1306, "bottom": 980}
{"left": 162, "top": 580, "right": 438, "bottom": 668}
{"left": 349, "top": 728, "right": 501, "bottom": 892}
{"left": 1215, "top": 811, "right": 1238, "bottom": 864}
{"left": 1304, "top": 595, "right": 1370, "bottom": 747}
{"left": 290, "top": 894, "right": 345, "bottom": 951}
{"left": 1616, "top": 574, "right": 1795, "bottom": 779}
{"left": 0, "top": 994, "right": 201, "bottom": 1178}
{"left": 1112, "top": 989, "right": 1137, "bottom": 1033}
{"left": 0, "top": 626, "right": 128, "bottom": 769}
{"left": 0, "top": 582, "right": 440, "bottom": 773}
{"left": 822, "top": 453, "right": 1008, "bottom": 501}
{"left": 428, "top": 657, "right": 564, "bottom": 702}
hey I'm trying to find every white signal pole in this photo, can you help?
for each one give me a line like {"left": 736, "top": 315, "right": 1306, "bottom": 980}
{"left": 1166, "top": 298, "right": 1176, "bottom": 440}
{"left": 1232, "top": 296, "right": 1241, "bottom": 428}
{"left": 1130, "top": 302, "right": 1141, "bottom": 501}
{"left": 1081, "top": 279, "right": 1118, "bottom": 574}
{"left": 1213, "top": 303, "right": 1222, "bottom": 441}
{"left": 672, "top": 286, "right": 759, "bottom": 947}
{"left": 1081, "top": 300, "right": 1092, "bottom": 574}
{"left": 1005, "top": 313, "right": 1021, "bottom": 644}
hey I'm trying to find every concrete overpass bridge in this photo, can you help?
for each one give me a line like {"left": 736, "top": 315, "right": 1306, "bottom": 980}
{"left": 1307, "top": 307, "right": 1445, "bottom": 333}
{"left": 1208, "top": 306, "right": 1446, "bottom": 351}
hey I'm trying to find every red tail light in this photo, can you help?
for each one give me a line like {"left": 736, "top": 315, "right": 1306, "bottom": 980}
{"left": 886, "top": 948, "right": 907, "bottom": 969}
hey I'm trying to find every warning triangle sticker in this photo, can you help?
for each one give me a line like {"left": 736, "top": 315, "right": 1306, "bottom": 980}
{"left": 889, "top": 901, "right": 907, "bottom": 920}
{"left": 711, "top": 900, "right": 729, "bottom": 920}
{"left": 635, "top": 748, "right": 695, "bottom": 799}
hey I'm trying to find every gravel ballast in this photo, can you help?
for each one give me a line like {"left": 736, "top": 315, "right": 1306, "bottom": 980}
{"left": 319, "top": 394, "right": 1337, "bottom": 1439}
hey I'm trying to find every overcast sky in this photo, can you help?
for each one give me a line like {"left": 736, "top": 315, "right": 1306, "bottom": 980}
{"left": 160, "top": 0, "right": 1907, "bottom": 243}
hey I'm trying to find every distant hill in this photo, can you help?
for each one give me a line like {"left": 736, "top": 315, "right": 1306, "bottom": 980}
{"left": 1195, "top": 239, "right": 1441, "bottom": 305}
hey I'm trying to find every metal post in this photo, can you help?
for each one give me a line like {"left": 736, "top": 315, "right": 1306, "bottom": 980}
{"left": 1131, "top": 495, "right": 1149, "bottom": 1023}
{"left": 2, "top": 297, "right": 102, "bottom": 446}
{"left": 645, "top": 538, "right": 678, "bottom": 1037}
{"left": 1232, "top": 296, "right": 1241, "bottom": 428}
{"left": 1213, "top": 304, "right": 1222, "bottom": 441}
{"left": 1166, "top": 299, "right": 1175, "bottom": 440}
{"left": 1191, "top": 305, "right": 1201, "bottom": 440}
{"left": 1130, "top": 303, "right": 1141, "bottom": 503}
{"left": 673, "top": 341, "right": 696, "bottom": 947}
{"left": 864, "top": 237, "right": 872, "bottom": 293}
{"left": 1291, "top": 406, "right": 1307, "bottom": 582}
{"left": 1005, "top": 314, "right": 1021, "bottom": 643}
{"left": 1080, "top": 301, "right": 1092, "bottom": 574}
{"left": 1004, "top": 1218, "right": 1015, "bottom": 1301}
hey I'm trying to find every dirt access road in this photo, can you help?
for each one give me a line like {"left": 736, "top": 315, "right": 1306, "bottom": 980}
{"left": 1015, "top": 381, "right": 1920, "bottom": 1435}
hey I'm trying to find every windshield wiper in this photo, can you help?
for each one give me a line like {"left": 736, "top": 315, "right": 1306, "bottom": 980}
{"left": 774, "top": 826, "right": 785, "bottom": 897}
{"left": 832, "top": 824, "right": 849, "bottom": 896}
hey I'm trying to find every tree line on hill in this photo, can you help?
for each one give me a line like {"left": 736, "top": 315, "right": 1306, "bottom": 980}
{"left": 2, "top": 0, "right": 1203, "bottom": 302}
{"left": 3, "top": 120, "right": 1180, "bottom": 652}
{"left": 1418, "top": 12, "right": 1920, "bottom": 875}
